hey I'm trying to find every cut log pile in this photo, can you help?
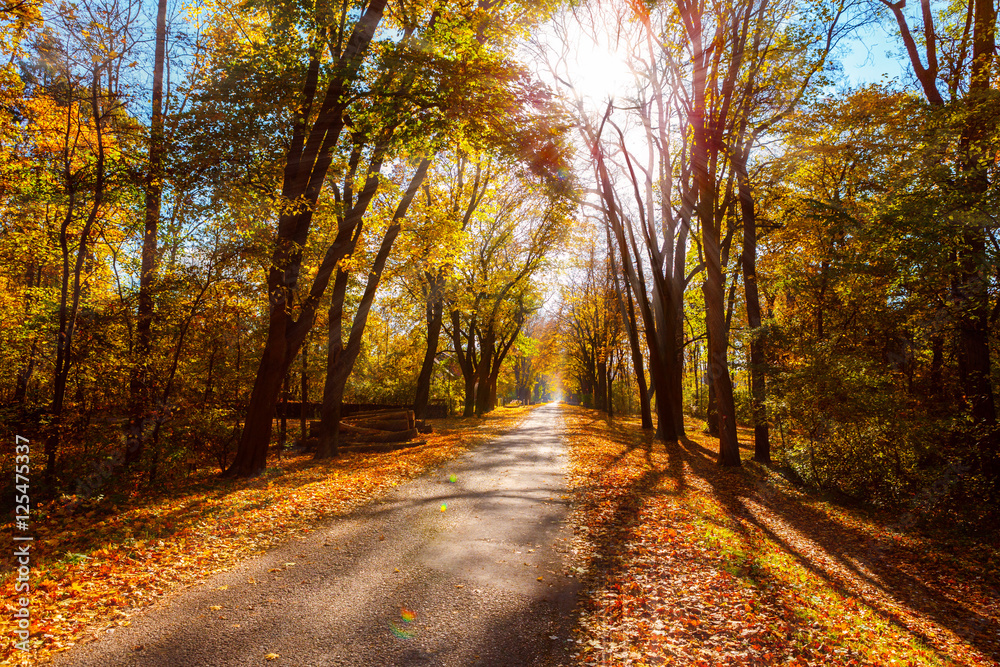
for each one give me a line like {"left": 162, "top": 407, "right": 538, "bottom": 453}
{"left": 307, "top": 408, "right": 433, "bottom": 452}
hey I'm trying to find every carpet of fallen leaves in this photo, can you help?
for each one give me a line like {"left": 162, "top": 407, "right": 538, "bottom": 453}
{"left": 0, "top": 406, "right": 535, "bottom": 665}
{"left": 561, "top": 406, "right": 1000, "bottom": 667}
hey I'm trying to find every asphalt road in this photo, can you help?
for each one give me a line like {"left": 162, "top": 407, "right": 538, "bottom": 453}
{"left": 55, "top": 403, "right": 579, "bottom": 667}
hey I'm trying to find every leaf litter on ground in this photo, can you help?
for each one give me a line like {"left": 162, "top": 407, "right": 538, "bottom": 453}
{"left": 560, "top": 406, "right": 999, "bottom": 667}
{"left": 0, "top": 406, "right": 535, "bottom": 665}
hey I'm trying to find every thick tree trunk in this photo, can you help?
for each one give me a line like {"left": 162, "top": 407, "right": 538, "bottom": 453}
{"left": 317, "top": 400, "right": 342, "bottom": 459}
{"left": 227, "top": 308, "right": 296, "bottom": 475}
{"left": 706, "top": 370, "right": 719, "bottom": 435}
{"left": 463, "top": 375, "right": 477, "bottom": 417}
{"left": 474, "top": 332, "right": 494, "bottom": 416}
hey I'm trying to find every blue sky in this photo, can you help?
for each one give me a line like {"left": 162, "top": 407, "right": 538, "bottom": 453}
{"left": 835, "top": 22, "right": 909, "bottom": 87}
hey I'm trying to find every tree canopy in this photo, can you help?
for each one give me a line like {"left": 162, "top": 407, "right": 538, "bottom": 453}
{"left": 1, "top": 0, "right": 997, "bottom": 521}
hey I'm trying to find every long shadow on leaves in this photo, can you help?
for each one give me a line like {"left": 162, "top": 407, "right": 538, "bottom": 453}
{"left": 675, "top": 431, "right": 1000, "bottom": 662}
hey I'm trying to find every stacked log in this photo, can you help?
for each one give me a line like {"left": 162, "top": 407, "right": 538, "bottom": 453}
{"left": 308, "top": 409, "right": 429, "bottom": 449}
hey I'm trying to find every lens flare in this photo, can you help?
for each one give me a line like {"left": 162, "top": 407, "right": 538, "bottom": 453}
{"left": 440, "top": 503, "right": 447, "bottom": 512}
{"left": 388, "top": 607, "right": 416, "bottom": 639}
{"left": 449, "top": 474, "right": 457, "bottom": 483}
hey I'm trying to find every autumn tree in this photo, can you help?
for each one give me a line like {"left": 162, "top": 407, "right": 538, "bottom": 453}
{"left": 396, "top": 151, "right": 495, "bottom": 420}
{"left": 125, "top": 0, "right": 169, "bottom": 466}
{"left": 220, "top": 0, "right": 563, "bottom": 472}
{"left": 26, "top": 0, "right": 144, "bottom": 483}
{"left": 878, "top": 0, "right": 999, "bottom": 493}
{"left": 560, "top": 233, "right": 626, "bottom": 414}
{"left": 447, "top": 164, "right": 568, "bottom": 416}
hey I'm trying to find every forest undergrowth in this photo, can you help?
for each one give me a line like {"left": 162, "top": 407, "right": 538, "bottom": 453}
{"left": 0, "top": 405, "right": 536, "bottom": 664}
{"left": 561, "top": 406, "right": 999, "bottom": 667}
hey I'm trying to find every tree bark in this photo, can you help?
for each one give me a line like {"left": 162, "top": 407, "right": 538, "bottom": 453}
{"left": 127, "top": 0, "right": 168, "bottom": 467}
{"left": 414, "top": 276, "right": 444, "bottom": 419}
{"left": 735, "top": 149, "right": 770, "bottom": 463}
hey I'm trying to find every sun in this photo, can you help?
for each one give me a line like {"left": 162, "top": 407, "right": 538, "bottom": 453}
{"left": 531, "top": 4, "right": 636, "bottom": 109}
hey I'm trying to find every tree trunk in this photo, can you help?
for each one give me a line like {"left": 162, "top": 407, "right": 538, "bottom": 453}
{"left": 463, "top": 375, "right": 477, "bottom": 417}
{"left": 474, "top": 331, "right": 494, "bottom": 416}
{"left": 316, "top": 160, "right": 431, "bottom": 458}
{"left": 706, "top": 372, "right": 719, "bottom": 435}
{"left": 48, "top": 67, "right": 108, "bottom": 485}
{"left": 300, "top": 338, "right": 308, "bottom": 440}
{"left": 597, "top": 358, "right": 608, "bottom": 413}
{"left": 278, "top": 371, "right": 289, "bottom": 451}
{"left": 736, "top": 151, "right": 770, "bottom": 463}
{"left": 226, "top": 0, "right": 390, "bottom": 477}
{"left": 127, "top": 0, "right": 168, "bottom": 467}
{"left": 624, "top": 274, "right": 652, "bottom": 428}
{"left": 14, "top": 340, "right": 37, "bottom": 406}
{"left": 689, "top": 26, "right": 739, "bottom": 465}
{"left": 606, "top": 361, "right": 614, "bottom": 419}
{"left": 414, "top": 278, "right": 444, "bottom": 419}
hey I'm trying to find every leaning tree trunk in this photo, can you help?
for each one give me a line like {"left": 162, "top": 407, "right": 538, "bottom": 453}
{"left": 225, "top": 0, "right": 389, "bottom": 477}
{"left": 315, "top": 160, "right": 431, "bottom": 459}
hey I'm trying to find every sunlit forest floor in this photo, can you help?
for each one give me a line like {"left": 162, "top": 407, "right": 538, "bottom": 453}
{"left": 561, "top": 405, "right": 1000, "bottom": 666}
{"left": 0, "top": 405, "right": 537, "bottom": 664}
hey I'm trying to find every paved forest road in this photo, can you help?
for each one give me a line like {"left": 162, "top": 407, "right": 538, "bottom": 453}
{"left": 56, "top": 404, "right": 579, "bottom": 666}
